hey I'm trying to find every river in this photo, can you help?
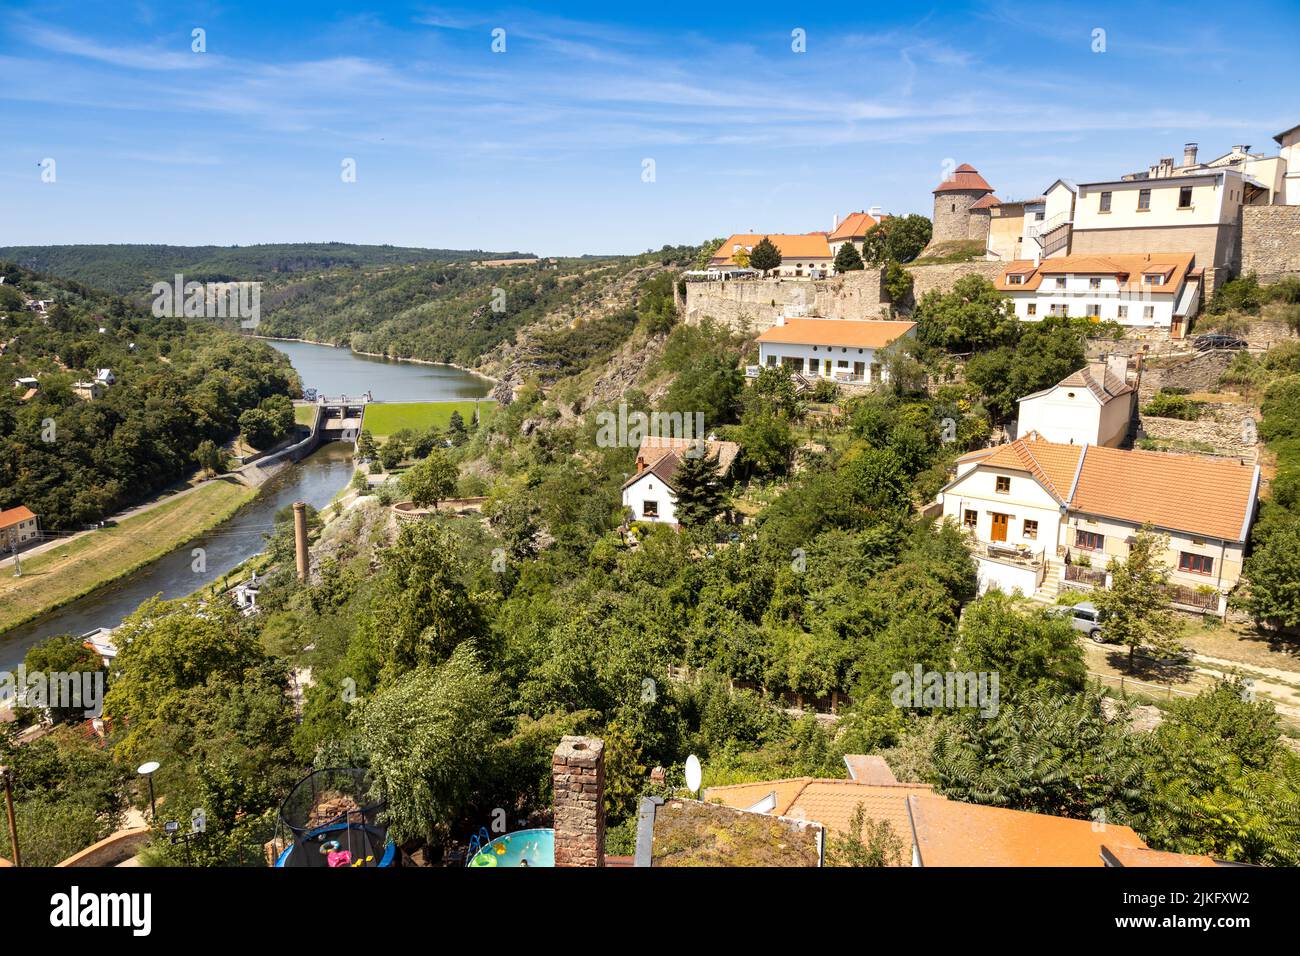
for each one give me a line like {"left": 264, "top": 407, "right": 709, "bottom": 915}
{"left": 0, "top": 340, "right": 491, "bottom": 671}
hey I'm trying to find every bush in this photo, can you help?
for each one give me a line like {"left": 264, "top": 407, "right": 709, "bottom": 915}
{"left": 1142, "top": 390, "right": 1202, "bottom": 420}
{"left": 1267, "top": 276, "right": 1300, "bottom": 305}
{"left": 1208, "top": 273, "right": 1265, "bottom": 315}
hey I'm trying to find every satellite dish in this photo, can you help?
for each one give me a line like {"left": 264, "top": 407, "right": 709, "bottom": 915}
{"left": 684, "top": 754, "right": 702, "bottom": 795}
{"left": 137, "top": 761, "right": 160, "bottom": 776}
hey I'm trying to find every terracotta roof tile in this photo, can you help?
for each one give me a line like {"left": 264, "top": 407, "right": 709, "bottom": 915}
{"left": 975, "top": 435, "right": 1084, "bottom": 503}
{"left": 970, "top": 194, "right": 1002, "bottom": 210}
{"left": 958, "top": 434, "right": 1260, "bottom": 542}
{"left": 908, "top": 795, "right": 1147, "bottom": 866}
{"left": 710, "top": 233, "right": 833, "bottom": 266}
{"left": 1057, "top": 363, "right": 1134, "bottom": 403}
{"left": 0, "top": 506, "right": 36, "bottom": 531}
{"left": 756, "top": 318, "right": 916, "bottom": 349}
{"left": 622, "top": 437, "right": 740, "bottom": 491}
{"left": 934, "top": 164, "right": 994, "bottom": 194}
{"left": 828, "top": 211, "right": 883, "bottom": 241}
{"left": 1102, "top": 845, "right": 1219, "bottom": 867}
{"left": 995, "top": 252, "right": 1195, "bottom": 294}
{"left": 1071, "top": 444, "right": 1258, "bottom": 542}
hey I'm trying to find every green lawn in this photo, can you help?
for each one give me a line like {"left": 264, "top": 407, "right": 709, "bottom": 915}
{"left": 294, "top": 404, "right": 318, "bottom": 426}
{"left": 361, "top": 400, "right": 495, "bottom": 439}
{"left": 0, "top": 479, "right": 257, "bottom": 635}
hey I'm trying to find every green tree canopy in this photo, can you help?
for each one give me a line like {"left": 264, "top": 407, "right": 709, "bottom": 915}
{"left": 749, "top": 237, "right": 782, "bottom": 274}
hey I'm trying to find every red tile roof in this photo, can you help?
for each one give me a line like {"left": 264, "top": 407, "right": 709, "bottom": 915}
{"left": 950, "top": 434, "right": 1260, "bottom": 542}
{"left": 1071, "top": 443, "right": 1259, "bottom": 542}
{"left": 908, "top": 795, "right": 1148, "bottom": 866}
{"left": 0, "top": 506, "right": 36, "bottom": 531}
{"left": 995, "top": 252, "right": 1195, "bottom": 294}
{"left": 970, "top": 194, "right": 1002, "bottom": 210}
{"left": 829, "top": 211, "right": 883, "bottom": 241}
{"left": 934, "top": 164, "right": 993, "bottom": 194}
{"left": 756, "top": 318, "right": 916, "bottom": 349}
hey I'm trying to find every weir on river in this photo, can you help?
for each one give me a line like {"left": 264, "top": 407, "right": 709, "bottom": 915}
{"left": 0, "top": 341, "right": 492, "bottom": 672}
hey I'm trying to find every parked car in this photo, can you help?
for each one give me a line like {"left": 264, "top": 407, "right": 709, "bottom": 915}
{"left": 1051, "top": 601, "right": 1107, "bottom": 643}
{"left": 1193, "top": 333, "right": 1248, "bottom": 351}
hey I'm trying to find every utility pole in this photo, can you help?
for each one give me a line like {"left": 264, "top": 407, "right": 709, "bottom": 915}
{"left": 293, "top": 502, "right": 309, "bottom": 582}
{"left": 1, "top": 765, "right": 20, "bottom": 867}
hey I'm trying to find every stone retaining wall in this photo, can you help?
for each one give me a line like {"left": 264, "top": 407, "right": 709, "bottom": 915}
{"left": 1137, "top": 350, "right": 1236, "bottom": 398}
{"left": 683, "top": 259, "right": 1010, "bottom": 331}
{"left": 906, "top": 260, "right": 1006, "bottom": 304}
{"left": 1241, "top": 205, "right": 1300, "bottom": 282}
{"left": 683, "top": 270, "right": 887, "bottom": 331}
{"left": 1136, "top": 403, "right": 1259, "bottom": 458}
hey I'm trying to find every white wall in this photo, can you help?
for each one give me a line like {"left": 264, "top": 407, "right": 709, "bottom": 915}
{"left": 1018, "top": 388, "right": 1131, "bottom": 447}
{"left": 622, "top": 471, "right": 677, "bottom": 524}
{"left": 941, "top": 467, "right": 1064, "bottom": 552}
{"left": 758, "top": 341, "right": 887, "bottom": 381}
{"left": 975, "top": 557, "right": 1043, "bottom": 597}
{"left": 1006, "top": 287, "right": 1179, "bottom": 328}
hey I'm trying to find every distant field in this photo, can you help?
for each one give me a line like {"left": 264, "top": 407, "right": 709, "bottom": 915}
{"left": 294, "top": 404, "right": 318, "bottom": 426}
{"left": 0, "top": 479, "right": 256, "bottom": 635}
{"left": 362, "top": 400, "right": 495, "bottom": 438}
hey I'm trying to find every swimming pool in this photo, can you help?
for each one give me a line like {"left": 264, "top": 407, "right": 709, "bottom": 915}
{"left": 467, "top": 828, "right": 555, "bottom": 867}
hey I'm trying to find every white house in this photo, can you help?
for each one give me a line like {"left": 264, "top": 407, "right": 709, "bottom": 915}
{"left": 622, "top": 436, "right": 740, "bottom": 525}
{"left": 755, "top": 318, "right": 916, "bottom": 384}
{"left": 95, "top": 368, "right": 116, "bottom": 386}
{"left": 1277, "top": 123, "right": 1300, "bottom": 206}
{"left": 995, "top": 252, "right": 1200, "bottom": 338}
{"left": 939, "top": 434, "right": 1259, "bottom": 613}
{"left": 1016, "top": 358, "right": 1136, "bottom": 447}
{"left": 709, "top": 233, "right": 835, "bottom": 278}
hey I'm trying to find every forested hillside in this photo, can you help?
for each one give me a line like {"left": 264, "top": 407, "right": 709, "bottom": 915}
{"left": 0, "top": 261, "right": 299, "bottom": 530}
{"left": 256, "top": 246, "right": 696, "bottom": 369}
{"left": 0, "top": 243, "right": 530, "bottom": 298}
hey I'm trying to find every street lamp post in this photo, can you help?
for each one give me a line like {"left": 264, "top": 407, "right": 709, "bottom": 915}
{"left": 137, "top": 761, "right": 160, "bottom": 821}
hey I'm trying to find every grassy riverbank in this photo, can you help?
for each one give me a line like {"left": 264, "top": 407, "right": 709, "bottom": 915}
{"left": 0, "top": 479, "right": 257, "bottom": 636}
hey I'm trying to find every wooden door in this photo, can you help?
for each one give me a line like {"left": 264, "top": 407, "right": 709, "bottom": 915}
{"left": 990, "top": 513, "right": 1009, "bottom": 542}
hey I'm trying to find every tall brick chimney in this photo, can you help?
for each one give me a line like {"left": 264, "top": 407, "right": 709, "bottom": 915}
{"left": 552, "top": 736, "right": 605, "bottom": 867}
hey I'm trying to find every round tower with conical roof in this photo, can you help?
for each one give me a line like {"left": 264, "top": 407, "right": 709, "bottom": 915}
{"left": 931, "top": 163, "right": 995, "bottom": 244}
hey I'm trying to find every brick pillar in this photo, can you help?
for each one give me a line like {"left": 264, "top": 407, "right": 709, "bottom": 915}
{"left": 552, "top": 736, "right": 605, "bottom": 867}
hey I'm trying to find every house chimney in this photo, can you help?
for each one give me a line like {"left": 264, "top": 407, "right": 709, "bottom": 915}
{"left": 552, "top": 736, "right": 605, "bottom": 867}
{"left": 1105, "top": 352, "right": 1130, "bottom": 384}
{"left": 636, "top": 455, "right": 646, "bottom": 473}
{"left": 1183, "top": 142, "right": 1198, "bottom": 167}
{"left": 832, "top": 213, "right": 839, "bottom": 231}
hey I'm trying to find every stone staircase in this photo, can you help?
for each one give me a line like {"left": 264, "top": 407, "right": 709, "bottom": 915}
{"left": 1033, "top": 560, "right": 1063, "bottom": 603}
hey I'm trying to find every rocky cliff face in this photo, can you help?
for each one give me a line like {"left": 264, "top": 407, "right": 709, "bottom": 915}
{"left": 480, "top": 264, "right": 671, "bottom": 405}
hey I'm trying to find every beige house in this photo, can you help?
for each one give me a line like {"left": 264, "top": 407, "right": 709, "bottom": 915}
{"left": 985, "top": 196, "right": 1047, "bottom": 261}
{"left": 939, "top": 434, "right": 1259, "bottom": 613}
{"left": 1016, "top": 359, "right": 1136, "bottom": 447}
{"left": 709, "top": 233, "right": 835, "bottom": 278}
{"left": 0, "top": 506, "right": 39, "bottom": 553}
{"left": 1069, "top": 169, "right": 1252, "bottom": 272}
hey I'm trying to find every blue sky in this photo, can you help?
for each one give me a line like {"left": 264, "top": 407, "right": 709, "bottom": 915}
{"left": 2, "top": 1, "right": 1297, "bottom": 255}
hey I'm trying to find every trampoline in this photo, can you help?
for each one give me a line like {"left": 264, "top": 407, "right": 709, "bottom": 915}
{"left": 467, "top": 828, "right": 554, "bottom": 867}
{"left": 275, "top": 768, "right": 397, "bottom": 868}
